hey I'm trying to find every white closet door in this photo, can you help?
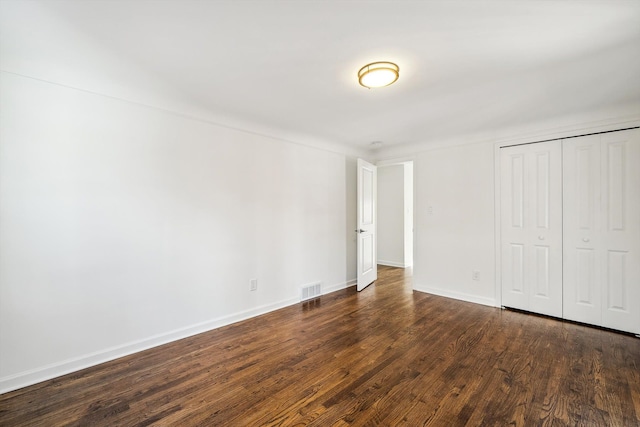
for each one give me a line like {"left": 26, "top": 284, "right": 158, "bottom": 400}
{"left": 562, "top": 135, "right": 602, "bottom": 325}
{"left": 600, "top": 130, "right": 640, "bottom": 333}
{"left": 501, "top": 146, "right": 529, "bottom": 311}
{"left": 563, "top": 129, "right": 640, "bottom": 334}
{"left": 500, "top": 141, "right": 563, "bottom": 317}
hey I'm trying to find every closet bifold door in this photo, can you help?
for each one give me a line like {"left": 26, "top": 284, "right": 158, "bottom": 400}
{"left": 500, "top": 140, "right": 563, "bottom": 318}
{"left": 563, "top": 129, "right": 640, "bottom": 334}
{"left": 562, "top": 135, "right": 601, "bottom": 326}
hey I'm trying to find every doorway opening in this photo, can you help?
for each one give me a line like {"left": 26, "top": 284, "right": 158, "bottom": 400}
{"left": 377, "top": 161, "right": 413, "bottom": 270}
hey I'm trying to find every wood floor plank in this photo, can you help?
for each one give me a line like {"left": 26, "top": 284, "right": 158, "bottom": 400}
{"left": 1, "top": 265, "right": 639, "bottom": 426}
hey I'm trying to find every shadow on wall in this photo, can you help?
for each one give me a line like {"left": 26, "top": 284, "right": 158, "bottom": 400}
{"left": 345, "top": 158, "right": 357, "bottom": 283}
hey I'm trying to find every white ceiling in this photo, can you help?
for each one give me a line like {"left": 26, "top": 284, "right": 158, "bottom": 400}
{"left": 2, "top": 0, "right": 639, "bottom": 154}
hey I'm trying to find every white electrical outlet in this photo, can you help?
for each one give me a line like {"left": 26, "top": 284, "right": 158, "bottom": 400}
{"left": 472, "top": 271, "right": 480, "bottom": 281}
{"left": 250, "top": 279, "right": 258, "bottom": 291}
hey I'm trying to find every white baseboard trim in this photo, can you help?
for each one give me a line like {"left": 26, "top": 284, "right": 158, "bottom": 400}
{"left": 377, "top": 260, "right": 408, "bottom": 268}
{"left": 413, "top": 284, "right": 497, "bottom": 307}
{"left": 1, "top": 279, "right": 356, "bottom": 394}
{"left": 323, "top": 278, "right": 357, "bottom": 295}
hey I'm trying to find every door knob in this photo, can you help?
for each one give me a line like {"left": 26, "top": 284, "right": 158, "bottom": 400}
{"left": 355, "top": 229, "right": 366, "bottom": 233}
{"left": 582, "top": 237, "right": 590, "bottom": 242}
{"left": 538, "top": 236, "right": 545, "bottom": 240}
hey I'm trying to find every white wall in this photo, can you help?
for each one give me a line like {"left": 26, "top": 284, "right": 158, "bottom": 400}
{"left": 377, "top": 165, "right": 405, "bottom": 267}
{"left": 0, "top": 72, "right": 356, "bottom": 393}
{"left": 413, "top": 142, "right": 497, "bottom": 306}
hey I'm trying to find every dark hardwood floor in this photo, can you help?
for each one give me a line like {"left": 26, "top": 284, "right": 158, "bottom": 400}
{"left": 1, "top": 265, "right": 639, "bottom": 426}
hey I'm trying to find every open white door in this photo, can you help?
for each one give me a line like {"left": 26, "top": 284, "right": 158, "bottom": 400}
{"left": 357, "top": 159, "right": 377, "bottom": 291}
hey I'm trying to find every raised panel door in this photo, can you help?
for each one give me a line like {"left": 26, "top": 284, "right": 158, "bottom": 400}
{"left": 528, "top": 143, "right": 563, "bottom": 317}
{"left": 501, "top": 148, "right": 530, "bottom": 311}
{"left": 501, "top": 141, "right": 562, "bottom": 317}
{"left": 357, "top": 159, "right": 377, "bottom": 291}
{"left": 563, "top": 135, "right": 602, "bottom": 325}
{"left": 563, "top": 129, "right": 640, "bottom": 334}
{"left": 600, "top": 130, "right": 640, "bottom": 334}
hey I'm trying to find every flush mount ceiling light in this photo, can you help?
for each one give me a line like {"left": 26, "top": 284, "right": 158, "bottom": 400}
{"left": 358, "top": 61, "right": 399, "bottom": 89}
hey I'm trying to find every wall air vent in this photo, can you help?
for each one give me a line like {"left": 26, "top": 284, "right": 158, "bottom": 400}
{"left": 301, "top": 282, "right": 322, "bottom": 302}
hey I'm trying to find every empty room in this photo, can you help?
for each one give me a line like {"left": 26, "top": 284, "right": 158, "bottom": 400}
{"left": 1, "top": 1, "right": 639, "bottom": 425}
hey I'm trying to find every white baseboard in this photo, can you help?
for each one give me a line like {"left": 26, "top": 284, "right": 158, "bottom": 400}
{"left": 323, "top": 278, "right": 356, "bottom": 295}
{"left": 0, "top": 279, "right": 356, "bottom": 394}
{"left": 377, "top": 260, "right": 408, "bottom": 268}
{"left": 413, "top": 284, "right": 497, "bottom": 307}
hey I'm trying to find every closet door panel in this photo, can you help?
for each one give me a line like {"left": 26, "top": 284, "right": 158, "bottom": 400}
{"left": 501, "top": 148, "right": 530, "bottom": 311}
{"left": 501, "top": 141, "right": 562, "bottom": 317}
{"left": 576, "top": 248, "right": 596, "bottom": 304}
{"left": 563, "top": 136, "right": 601, "bottom": 325}
{"left": 600, "top": 130, "right": 640, "bottom": 334}
{"left": 528, "top": 142, "right": 563, "bottom": 317}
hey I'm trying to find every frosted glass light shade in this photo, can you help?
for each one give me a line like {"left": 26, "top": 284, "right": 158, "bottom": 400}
{"left": 358, "top": 62, "right": 399, "bottom": 88}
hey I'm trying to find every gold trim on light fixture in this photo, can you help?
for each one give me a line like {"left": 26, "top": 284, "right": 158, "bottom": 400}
{"left": 358, "top": 61, "right": 399, "bottom": 88}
